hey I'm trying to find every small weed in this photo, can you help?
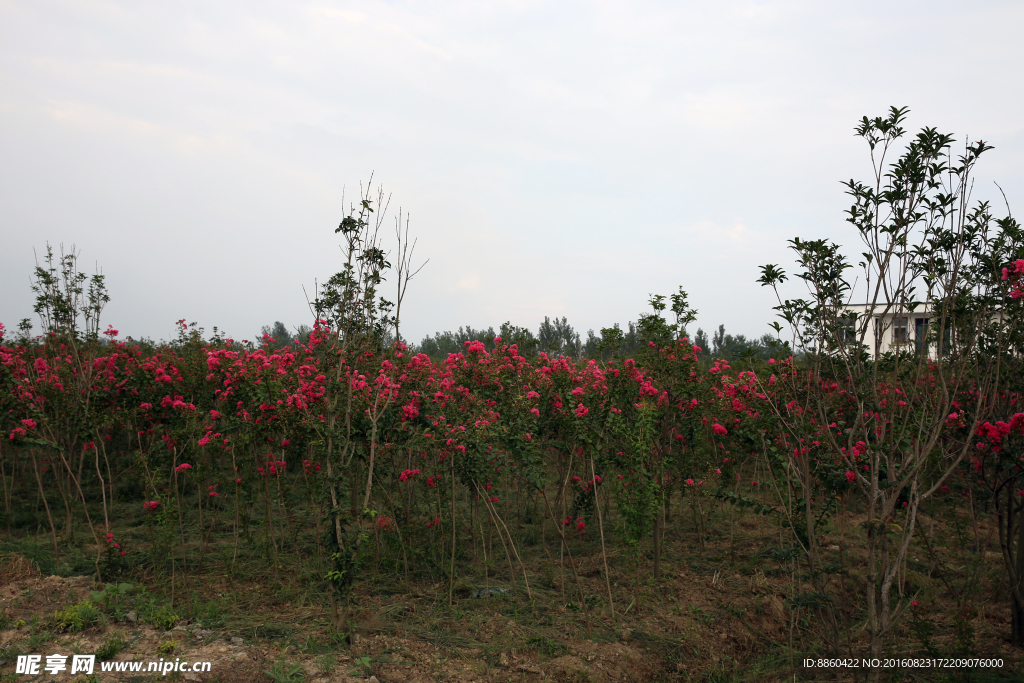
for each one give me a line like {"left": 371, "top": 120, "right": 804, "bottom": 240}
{"left": 0, "top": 644, "right": 22, "bottom": 663}
{"left": 157, "top": 640, "right": 176, "bottom": 657}
{"left": 54, "top": 601, "right": 102, "bottom": 632}
{"left": 314, "top": 654, "right": 335, "bottom": 674}
{"left": 96, "top": 632, "right": 125, "bottom": 660}
{"left": 193, "top": 596, "right": 228, "bottom": 629}
{"left": 690, "top": 606, "right": 715, "bottom": 625}
{"left": 348, "top": 656, "right": 372, "bottom": 676}
{"left": 526, "top": 635, "right": 567, "bottom": 658}
{"left": 25, "top": 631, "right": 54, "bottom": 651}
{"left": 265, "top": 661, "right": 305, "bottom": 683}
{"left": 146, "top": 606, "right": 180, "bottom": 631}
{"left": 88, "top": 582, "right": 134, "bottom": 611}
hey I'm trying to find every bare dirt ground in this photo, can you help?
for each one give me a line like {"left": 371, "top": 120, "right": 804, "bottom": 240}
{"left": 1, "top": 508, "right": 1021, "bottom": 682}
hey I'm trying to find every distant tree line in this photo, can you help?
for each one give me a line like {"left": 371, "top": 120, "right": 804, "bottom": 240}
{"left": 261, "top": 317, "right": 785, "bottom": 362}
{"left": 259, "top": 321, "right": 313, "bottom": 348}
{"left": 258, "top": 318, "right": 784, "bottom": 361}
{"left": 259, "top": 316, "right": 785, "bottom": 361}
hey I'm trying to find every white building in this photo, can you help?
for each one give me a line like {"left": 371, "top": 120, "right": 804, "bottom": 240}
{"left": 839, "top": 303, "right": 938, "bottom": 357}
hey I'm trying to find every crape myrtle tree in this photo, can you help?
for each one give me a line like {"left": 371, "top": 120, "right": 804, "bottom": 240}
{"left": 305, "top": 182, "right": 426, "bottom": 633}
{"left": 758, "top": 107, "right": 1024, "bottom": 672}
{"left": 967, "top": 261, "right": 1024, "bottom": 645}
{"left": 12, "top": 244, "right": 114, "bottom": 576}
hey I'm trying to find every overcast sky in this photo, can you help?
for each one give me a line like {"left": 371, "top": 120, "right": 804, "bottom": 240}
{"left": 2, "top": 1, "right": 1022, "bottom": 345}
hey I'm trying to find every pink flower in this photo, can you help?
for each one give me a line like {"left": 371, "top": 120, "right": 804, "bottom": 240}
{"left": 175, "top": 463, "right": 192, "bottom": 473}
{"left": 911, "top": 600, "right": 919, "bottom": 607}
{"left": 527, "top": 391, "right": 540, "bottom": 399}
{"left": 686, "top": 478, "right": 695, "bottom": 486}
{"left": 575, "top": 403, "right": 589, "bottom": 417}
{"left": 712, "top": 424, "right": 728, "bottom": 435}
{"left": 143, "top": 501, "right": 160, "bottom": 512}
{"left": 21, "top": 418, "right": 36, "bottom": 430}
{"left": 530, "top": 408, "right": 540, "bottom": 417}
{"left": 209, "top": 491, "right": 219, "bottom": 497}
{"left": 845, "top": 471, "right": 855, "bottom": 483}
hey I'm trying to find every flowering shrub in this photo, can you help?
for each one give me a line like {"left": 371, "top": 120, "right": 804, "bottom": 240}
{"left": 2, "top": 126, "right": 1023, "bottom": 662}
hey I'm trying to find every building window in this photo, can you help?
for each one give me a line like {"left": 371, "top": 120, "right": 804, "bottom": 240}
{"left": 915, "top": 317, "right": 929, "bottom": 352}
{"left": 838, "top": 317, "right": 857, "bottom": 345}
{"left": 892, "top": 317, "right": 909, "bottom": 343}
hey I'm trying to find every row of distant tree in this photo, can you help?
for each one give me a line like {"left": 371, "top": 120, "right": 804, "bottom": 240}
{"left": 260, "top": 318, "right": 783, "bottom": 362}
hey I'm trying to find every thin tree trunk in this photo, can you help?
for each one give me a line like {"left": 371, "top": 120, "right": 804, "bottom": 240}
{"left": 32, "top": 453, "right": 60, "bottom": 561}
{"left": 591, "top": 456, "right": 615, "bottom": 624}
